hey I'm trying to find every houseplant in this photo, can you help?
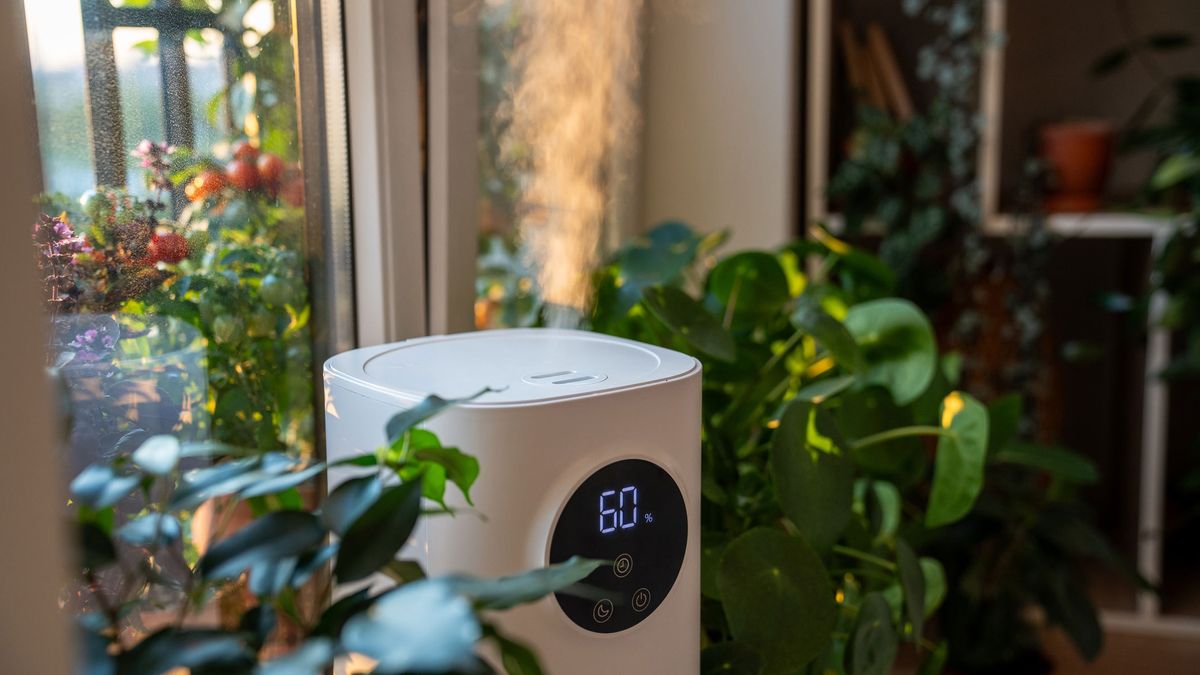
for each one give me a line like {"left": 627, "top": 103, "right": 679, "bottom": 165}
{"left": 587, "top": 221, "right": 1128, "bottom": 674}
{"left": 69, "top": 391, "right": 598, "bottom": 674}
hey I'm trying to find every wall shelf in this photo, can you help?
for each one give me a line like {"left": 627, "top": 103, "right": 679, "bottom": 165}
{"left": 806, "top": 0, "right": 1194, "bottom": 639}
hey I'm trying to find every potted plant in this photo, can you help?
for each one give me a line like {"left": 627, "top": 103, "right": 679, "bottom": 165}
{"left": 584, "top": 221, "right": 1132, "bottom": 673}
{"left": 69, "top": 392, "right": 598, "bottom": 674}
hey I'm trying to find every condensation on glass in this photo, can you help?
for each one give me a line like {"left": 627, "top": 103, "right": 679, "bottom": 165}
{"left": 24, "top": 0, "right": 321, "bottom": 638}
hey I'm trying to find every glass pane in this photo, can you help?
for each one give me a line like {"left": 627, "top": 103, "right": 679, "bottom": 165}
{"left": 25, "top": 0, "right": 316, "bottom": 650}
{"left": 25, "top": 0, "right": 91, "bottom": 197}
{"left": 113, "top": 27, "right": 165, "bottom": 194}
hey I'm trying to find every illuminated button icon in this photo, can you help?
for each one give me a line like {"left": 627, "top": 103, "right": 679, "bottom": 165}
{"left": 632, "top": 587, "right": 651, "bottom": 612}
{"left": 592, "top": 598, "right": 614, "bottom": 623}
{"left": 613, "top": 553, "right": 633, "bottom": 578}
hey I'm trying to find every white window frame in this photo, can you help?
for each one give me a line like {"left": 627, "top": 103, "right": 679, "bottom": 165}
{"left": 344, "top": 0, "right": 477, "bottom": 345}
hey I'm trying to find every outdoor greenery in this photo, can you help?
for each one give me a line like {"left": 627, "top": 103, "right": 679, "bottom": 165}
{"left": 588, "top": 222, "right": 1130, "bottom": 674}
{"left": 70, "top": 391, "right": 597, "bottom": 674}
{"left": 37, "top": 138, "right": 313, "bottom": 457}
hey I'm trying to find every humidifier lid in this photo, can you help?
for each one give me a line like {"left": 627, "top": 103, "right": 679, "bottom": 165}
{"left": 324, "top": 328, "right": 699, "bottom": 407}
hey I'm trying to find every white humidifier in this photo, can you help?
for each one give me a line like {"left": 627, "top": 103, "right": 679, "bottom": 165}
{"left": 323, "top": 328, "right": 700, "bottom": 674}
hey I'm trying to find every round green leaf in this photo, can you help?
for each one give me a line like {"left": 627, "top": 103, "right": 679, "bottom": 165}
{"left": 642, "top": 285, "right": 737, "bottom": 361}
{"left": 701, "top": 641, "right": 764, "bottom": 675}
{"left": 850, "top": 592, "right": 898, "bottom": 675}
{"left": 844, "top": 299, "right": 936, "bottom": 405}
{"left": 708, "top": 252, "right": 790, "bottom": 324}
{"left": 770, "top": 401, "right": 853, "bottom": 550}
{"left": 717, "top": 528, "right": 836, "bottom": 674}
{"left": 926, "top": 392, "right": 989, "bottom": 528}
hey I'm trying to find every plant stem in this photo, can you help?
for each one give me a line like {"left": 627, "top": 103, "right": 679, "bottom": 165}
{"left": 849, "top": 425, "right": 950, "bottom": 450}
{"left": 832, "top": 545, "right": 897, "bottom": 572}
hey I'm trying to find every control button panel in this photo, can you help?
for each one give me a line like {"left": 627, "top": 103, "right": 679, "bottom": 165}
{"left": 549, "top": 458, "right": 688, "bottom": 633}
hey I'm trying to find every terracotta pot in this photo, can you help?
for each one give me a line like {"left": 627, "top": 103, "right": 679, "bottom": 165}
{"left": 1039, "top": 120, "right": 1114, "bottom": 213}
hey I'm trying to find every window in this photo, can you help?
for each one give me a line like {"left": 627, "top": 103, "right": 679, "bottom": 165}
{"left": 23, "top": 0, "right": 351, "bottom": 642}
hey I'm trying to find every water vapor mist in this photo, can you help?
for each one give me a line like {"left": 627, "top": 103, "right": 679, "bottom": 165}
{"left": 504, "top": 0, "right": 645, "bottom": 321}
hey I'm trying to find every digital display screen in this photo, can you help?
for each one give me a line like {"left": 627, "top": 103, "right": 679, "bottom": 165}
{"left": 599, "top": 485, "right": 638, "bottom": 533}
{"left": 549, "top": 458, "right": 687, "bottom": 633}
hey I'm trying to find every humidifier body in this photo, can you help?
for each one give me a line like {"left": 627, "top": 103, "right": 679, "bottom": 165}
{"left": 323, "top": 329, "right": 700, "bottom": 674}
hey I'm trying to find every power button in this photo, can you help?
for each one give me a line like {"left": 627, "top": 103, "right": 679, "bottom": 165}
{"left": 632, "top": 588, "right": 651, "bottom": 612}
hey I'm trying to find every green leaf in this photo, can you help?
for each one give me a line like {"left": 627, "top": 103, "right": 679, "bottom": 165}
{"left": 718, "top": 528, "right": 836, "bottom": 674}
{"left": 919, "top": 557, "right": 947, "bottom": 616}
{"left": 321, "top": 476, "right": 382, "bottom": 536}
{"left": 249, "top": 557, "right": 299, "bottom": 597}
{"left": 868, "top": 480, "right": 901, "bottom": 543}
{"left": 490, "top": 626, "right": 544, "bottom": 675}
{"left": 916, "top": 641, "right": 948, "bottom": 675}
{"left": 791, "top": 298, "right": 865, "bottom": 372}
{"left": 115, "top": 628, "right": 252, "bottom": 674}
{"left": 1043, "top": 568, "right": 1103, "bottom": 661}
{"left": 701, "top": 532, "right": 730, "bottom": 599}
{"left": 447, "top": 556, "right": 607, "bottom": 610}
{"left": 896, "top": 539, "right": 925, "bottom": 639}
{"left": 341, "top": 579, "right": 481, "bottom": 674}
{"left": 926, "top": 392, "right": 989, "bottom": 528}
{"left": 239, "top": 605, "right": 277, "bottom": 652}
{"left": 850, "top": 593, "right": 898, "bottom": 675}
{"left": 613, "top": 221, "right": 707, "bottom": 312}
{"left": 170, "top": 455, "right": 295, "bottom": 510}
{"left": 386, "top": 391, "right": 489, "bottom": 446}
{"left": 117, "top": 513, "right": 181, "bottom": 547}
{"left": 381, "top": 558, "right": 428, "bottom": 585}
{"left": 131, "top": 435, "right": 181, "bottom": 476}
{"left": 411, "top": 444, "right": 480, "bottom": 506}
{"left": 642, "top": 285, "right": 737, "bottom": 361}
{"left": 291, "top": 544, "right": 337, "bottom": 587}
{"left": 986, "top": 393, "right": 1022, "bottom": 454}
{"left": 239, "top": 462, "right": 326, "bottom": 498}
{"left": 844, "top": 299, "right": 937, "bottom": 405}
{"left": 992, "top": 443, "right": 1098, "bottom": 483}
{"left": 256, "top": 637, "right": 333, "bottom": 675}
{"left": 708, "top": 252, "right": 790, "bottom": 325}
{"left": 1150, "top": 153, "right": 1200, "bottom": 191}
{"left": 335, "top": 480, "right": 422, "bottom": 583}
{"left": 794, "top": 374, "right": 857, "bottom": 403}
{"left": 80, "top": 522, "right": 117, "bottom": 570}
{"left": 701, "top": 642, "right": 764, "bottom": 675}
{"left": 770, "top": 401, "right": 853, "bottom": 550}
{"left": 199, "top": 510, "right": 325, "bottom": 580}
{"left": 71, "top": 465, "right": 140, "bottom": 510}
{"left": 311, "top": 588, "right": 373, "bottom": 638}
